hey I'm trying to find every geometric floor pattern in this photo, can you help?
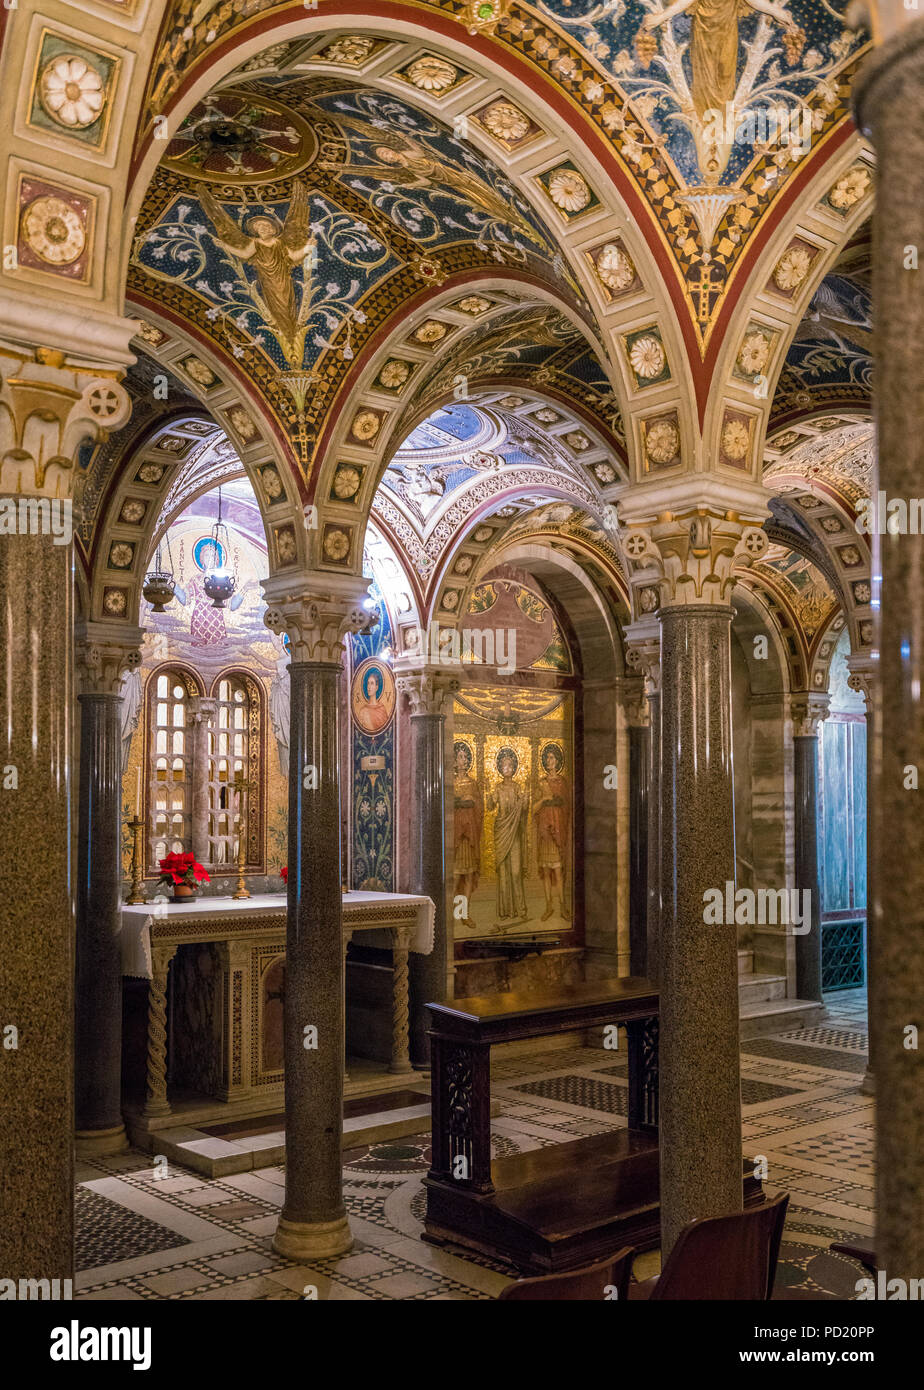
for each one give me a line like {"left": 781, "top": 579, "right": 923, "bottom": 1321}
{"left": 75, "top": 989, "right": 873, "bottom": 1300}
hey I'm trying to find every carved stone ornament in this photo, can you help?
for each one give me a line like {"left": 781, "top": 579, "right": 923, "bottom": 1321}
{"left": 396, "top": 668, "right": 460, "bottom": 716}
{"left": 0, "top": 351, "right": 130, "bottom": 497}
{"left": 262, "top": 572, "right": 371, "bottom": 664}
{"left": 790, "top": 692, "right": 831, "bottom": 738}
{"left": 621, "top": 511, "right": 769, "bottom": 610}
{"left": 75, "top": 621, "right": 145, "bottom": 696}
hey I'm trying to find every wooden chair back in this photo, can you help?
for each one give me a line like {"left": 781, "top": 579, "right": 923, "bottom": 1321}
{"left": 650, "top": 1192, "right": 790, "bottom": 1300}
{"left": 499, "top": 1247, "right": 634, "bottom": 1301}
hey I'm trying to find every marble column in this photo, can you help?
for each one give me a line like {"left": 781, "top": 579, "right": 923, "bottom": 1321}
{"left": 626, "top": 627, "right": 662, "bottom": 984}
{"left": 791, "top": 693, "right": 830, "bottom": 1005}
{"left": 621, "top": 512, "right": 769, "bottom": 1254}
{"left": 75, "top": 624, "right": 144, "bottom": 1155}
{"left": 847, "top": 655, "right": 878, "bottom": 1096}
{"left": 187, "top": 697, "right": 216, "bottom": 867}
{"left": 396, "top": 669, "right": 458, "bottom": 1068}
{"left": 0, "top": 341, "right": 132, "bottom": 1283}
{"left": 855, "top": 19, "right": 924, "bottom": 1275}
{"left": 618, "top": 676, "right": 650, "bottom": 978}
{"left": 659, "top": 603, "right": 741, "bottom": 1252}
{"left": 263, "top": 576, "right": 367, "bottom": 1260}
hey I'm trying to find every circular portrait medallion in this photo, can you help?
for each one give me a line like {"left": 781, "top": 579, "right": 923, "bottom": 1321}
{"left": 351, "top": 656, "right": 396, "bottom": 735}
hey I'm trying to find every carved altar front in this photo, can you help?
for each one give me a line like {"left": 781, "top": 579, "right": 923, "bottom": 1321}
{"left": 121, "top": 892, "right": 434, "bottom": 1120}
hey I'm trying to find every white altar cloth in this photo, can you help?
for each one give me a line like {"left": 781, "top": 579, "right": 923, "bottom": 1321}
{"left": 121, "top": 891, "right": 435, "bottom": 980}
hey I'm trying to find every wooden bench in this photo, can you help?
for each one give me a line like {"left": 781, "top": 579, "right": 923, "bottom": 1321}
{"left": 424, "top": 978, "right": 763, "bottom": 1273}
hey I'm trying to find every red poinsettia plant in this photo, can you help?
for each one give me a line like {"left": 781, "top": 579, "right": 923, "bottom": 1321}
{"left": 158, "top": 851, "right": 210, "bottom": 890}
{"left": 280, "top": 865, "right": 288, "bottom": 885}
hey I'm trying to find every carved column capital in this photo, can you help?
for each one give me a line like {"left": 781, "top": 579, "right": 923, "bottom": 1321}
{"left": 620, "top": 509, "right": 768, "bottom": 612}
{"left": 791, "top": 692, "right": 831, "bottom": 738}
{"left": 262, "top": 571, "right": 371, "bottom": 665}
{"left": 75, "top": 620, "right": 145, "bottom": 696}
{"left": 396, "top": 667, "right": 460, "bottom": 716}
{"left": 615, "top": 675, "right": 649, "bottom": 728}
{"left": 624, "top": 619, "right": 661, "bottom": 696}
{"left": 0, "top": 349, "right": 131, "bottom": 499}
{"left": 186, "top": 696, "right": 217, "bottom": 728}
{"left": 846, "top": 653, "right": 879, "bottom": 716}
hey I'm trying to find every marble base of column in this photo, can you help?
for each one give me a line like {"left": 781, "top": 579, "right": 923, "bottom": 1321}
{"left": 273, "top": 662, "right": 352, "bottom": 1261}
{"left": 75, "top": 1125, "right": 129, "bottom": 1157}
{"left": 659, "top": 605, "right": 741, "bottom": 1255}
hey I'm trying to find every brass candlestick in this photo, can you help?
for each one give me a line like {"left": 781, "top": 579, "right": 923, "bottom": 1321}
{"left": 232, "top": 772, "right": 252, "bottom": 900}
{"left": 127, "top": 818, "right": 146, "bottom": 904}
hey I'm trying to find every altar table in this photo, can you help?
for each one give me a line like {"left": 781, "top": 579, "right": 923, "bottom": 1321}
{"left": 121, "top": 892, "right": 434, "bottom": 1120}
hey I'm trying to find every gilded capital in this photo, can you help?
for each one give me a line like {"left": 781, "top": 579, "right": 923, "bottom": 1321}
{"left": 0, "top": 350, "right": 131, "bottom": 499}
{"left": 262, "top": 570, "right": 371, "bottom": 665}
{"left": 621, "top": 510, "right": 768, "bottom": 611}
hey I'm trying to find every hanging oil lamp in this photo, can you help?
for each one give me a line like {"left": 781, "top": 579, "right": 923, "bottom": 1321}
{"left": 202, "top": 486, "right": 236, "bottom": 608}
{"left": 142, "top": 529, "right": 177, "bottom": 612}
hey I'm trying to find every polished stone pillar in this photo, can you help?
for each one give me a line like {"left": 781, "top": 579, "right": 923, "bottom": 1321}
{"left": 264, "top": 578, "right": 367, "bottom": 1260}
{"left": 187, "top": 697, "right": 216, "bottom": 867}
{"left": 625, "top": 627, "right": 661, "bottom": 983}
{"left": 791, "top": 693, "right": 829, "bottom": 1006}
{"left": 658, "top": 602, "right": 742, "bottom": 1252}
{"left": 855, "top": 21, "right": 924, "bottom": 1275}
{"left": 0, "top": 341, "right": 131, "bottom": 1284}
{"left": 75, "top": 625, "right": 143, "bottom": 1155}
{"left": 396, "top": 670, "right": 458, "bottom": 1068}
{"left": 621, "top": 679, "right": 650, "bottom": 977}
{"left": 847, "top": 655, "right": 878, "bottom": 1096}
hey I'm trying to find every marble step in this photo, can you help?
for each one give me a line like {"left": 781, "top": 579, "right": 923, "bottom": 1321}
{"left": 739, "top": 996, "right": 827, "bottom": 1039}
{"left": 738, "top": 971, "right": 787, "bottom": 1005}
{"left": 738, "top": 948, "right": 754, "bottom": 977}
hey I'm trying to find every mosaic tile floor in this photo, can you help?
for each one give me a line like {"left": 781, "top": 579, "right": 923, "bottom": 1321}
{"left": 75, "top": 988, "right": 873, "bottom": 1301}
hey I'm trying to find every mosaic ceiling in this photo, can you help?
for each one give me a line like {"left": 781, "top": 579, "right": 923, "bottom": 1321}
{"left": 137, "top": 0, "right": 871, "bottom": 345}
{"left": 770, "top": 223, "right": 872, "bottom": 426}
{"left": 129, "top": 75, "right": 600, "bottom": 477}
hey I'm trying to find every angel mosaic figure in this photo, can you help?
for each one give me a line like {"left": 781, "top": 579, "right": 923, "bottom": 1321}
{"left": 322, "top": 117, "right": 546, "bottom": 250}
{"left": 643, "top": 0, "right": 799, "bottom": 122}
{"left": 197, "top": 181, "right": 315, "bottom": 365}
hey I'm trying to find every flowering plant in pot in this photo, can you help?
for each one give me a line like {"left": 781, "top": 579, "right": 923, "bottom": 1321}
{"left": 158, "top": 852, "right": 210, "bottom": 902}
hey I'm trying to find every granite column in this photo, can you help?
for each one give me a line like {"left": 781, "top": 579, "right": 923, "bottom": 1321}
{"left": 264, "top": 577, "right": 367, "bottom": 1260}
{"left": 397, "top": 670, "right": 458, "bottom": 1068}
{"left": 621, "top": 513, "right": 769, "bottom": 1254}
{"left": 74, "top": 624, "right": 144, "bottom": 1155}
{"left": 0, "top": 341, "right": 132, "bottom": 1283}
{"left": 791, "top": 694, "right": 830, "bottom": 1005}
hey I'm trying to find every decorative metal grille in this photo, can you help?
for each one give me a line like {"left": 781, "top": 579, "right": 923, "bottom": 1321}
{"left": 822, "top": 919, "right": 865, "bottom": 991}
